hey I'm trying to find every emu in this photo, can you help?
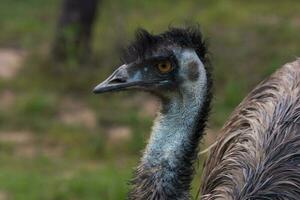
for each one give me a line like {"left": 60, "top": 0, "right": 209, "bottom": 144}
{"left": 93, "top": 26, "right": 300, "bottom": 200}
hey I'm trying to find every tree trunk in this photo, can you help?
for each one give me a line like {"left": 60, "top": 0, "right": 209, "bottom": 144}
{"left": 52, "top": 0, "right": 99, "bottom": 63}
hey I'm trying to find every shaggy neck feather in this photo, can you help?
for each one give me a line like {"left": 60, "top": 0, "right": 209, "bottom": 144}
{"left": 143, "top": 90, "right": 204, "bottom": 166}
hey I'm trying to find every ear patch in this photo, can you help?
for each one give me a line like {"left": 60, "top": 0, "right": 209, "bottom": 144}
{"left": 187, "top": 61, "right": 199, "bottom": 81}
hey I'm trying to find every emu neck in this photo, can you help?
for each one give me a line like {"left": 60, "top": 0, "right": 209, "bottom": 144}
{"left": 143, "top": 93, "right": 204, "bottom": 167}
{"left": 129, "top": 57, "right": 209, "bottom": 199}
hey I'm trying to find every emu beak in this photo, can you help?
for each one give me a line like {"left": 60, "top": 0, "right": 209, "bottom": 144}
{"left": 93, "top": 64, "right": 146, "bottom": 94}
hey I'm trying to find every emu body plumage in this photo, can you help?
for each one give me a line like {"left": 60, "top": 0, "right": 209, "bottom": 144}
{"left": 201, "top": 59, "right": 300, "bottom": 200}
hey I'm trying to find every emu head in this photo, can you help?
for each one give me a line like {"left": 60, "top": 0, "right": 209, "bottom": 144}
{"left": 93, "top": 26, "right": 210, "bottom": 102}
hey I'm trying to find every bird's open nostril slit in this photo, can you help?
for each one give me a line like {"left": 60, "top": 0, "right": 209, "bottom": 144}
{"left": 110, "top": 78, "right": 126, "bottom": 84}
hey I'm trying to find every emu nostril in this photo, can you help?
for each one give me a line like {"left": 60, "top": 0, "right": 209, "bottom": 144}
{"left": 110, "top": 77, "right": 127, "bottom": 84}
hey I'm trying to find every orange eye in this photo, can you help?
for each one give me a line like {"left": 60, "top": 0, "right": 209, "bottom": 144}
{"left": 157, "top": 61, "right": 172, "bottom": 73}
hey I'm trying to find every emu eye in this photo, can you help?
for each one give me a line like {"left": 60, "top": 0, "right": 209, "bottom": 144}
{"left": 157, "top": 61, "right": 172, "bottom": 74}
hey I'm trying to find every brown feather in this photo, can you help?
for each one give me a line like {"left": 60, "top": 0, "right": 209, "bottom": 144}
{"left": 200, "top": 59, "right": 300, "bottom": 200}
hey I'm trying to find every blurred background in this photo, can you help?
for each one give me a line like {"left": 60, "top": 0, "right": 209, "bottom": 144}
{"left": 0, "top": 0, "right": 299, "bottom": 199}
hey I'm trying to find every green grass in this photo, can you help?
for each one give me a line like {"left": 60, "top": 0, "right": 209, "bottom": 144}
{"left": 0, "top": 0, "right": 300, "bottom": 199}
{"left": 0, "top": 156, "right": 134, "bottom": 200}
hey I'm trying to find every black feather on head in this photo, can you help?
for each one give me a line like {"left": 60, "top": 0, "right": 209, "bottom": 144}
{"left": 121, "top": 25, "right": 209, "bottom": 65}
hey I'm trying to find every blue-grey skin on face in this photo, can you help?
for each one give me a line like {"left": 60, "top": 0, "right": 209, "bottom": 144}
{"left": 93, "top": 47, "right": 205, "bottom": 101}
{"left": 93, "top": 50, "right": 177, "bottom": 95}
